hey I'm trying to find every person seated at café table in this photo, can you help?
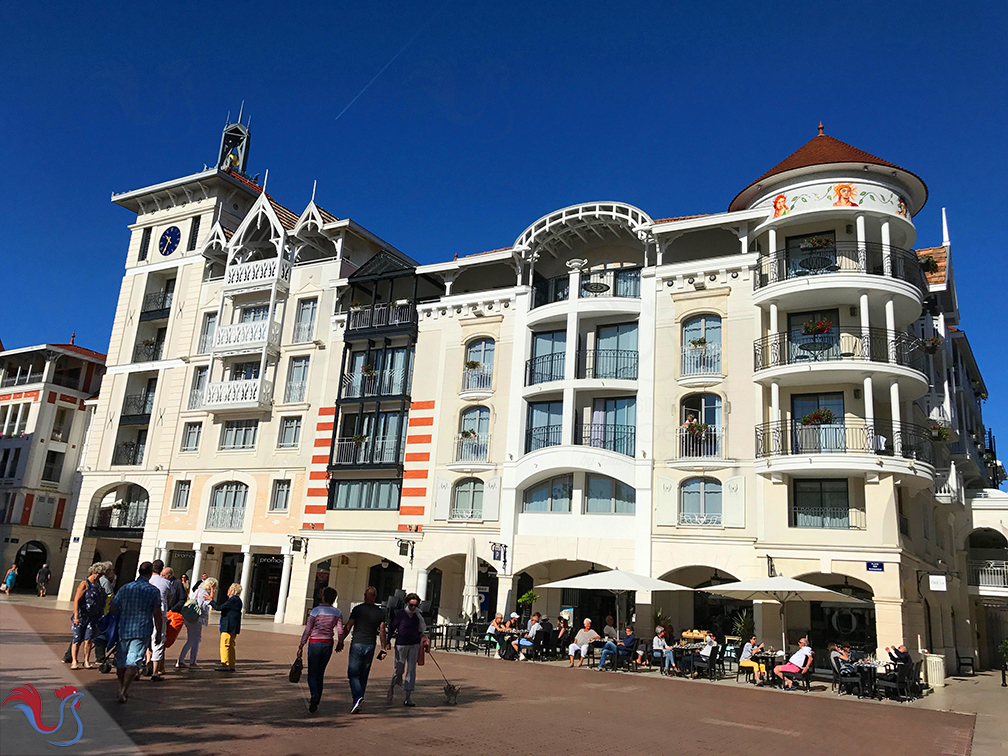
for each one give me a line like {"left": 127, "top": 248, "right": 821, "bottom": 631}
{"left": 739, "top": 635, "right": 766, "bottom": 684}
{"left": 486, "top": 612, "right": 506, "bottom": 658}
{"left": 602, "top": 616, "right": 618, "bottom": 642}
{"left": 568, "top": 618, "right": 600, "bottom": 668}
{"left": 504, "top": 612, "right": 520, "bottom": 630}
{"left": 597, "top": 623, "right": 636, "bottom": 670}
{"left": 829, "top": 642, "right": 855, "bottom": 675}
{"left": 556, "top": 616, "right": 568, "bottom": 645}
{"left": 775, "top": 637, "right": 814, "bottom": 689}
{"left": 651, "top": 626, "right": 679, "bottom": 675}
{"left": 878, "top": 644, "right": 912, "bottom": 682}
{"left": 512, "top": 612, "right": 543, "bottom": 661}
{"left": 694, "top": 631, "right": 717, "bottom": 677}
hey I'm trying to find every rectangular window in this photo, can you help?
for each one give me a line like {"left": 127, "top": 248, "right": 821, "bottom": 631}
{"left": 198, "top": 312, "right": 217, "bottom": 353}
{"left": 240, "top": 304, "right": 270, "bottom": 323}
{"left": 190, "top": 366, "right": 208, "bottom": 409}
{"left": 138, "top": 227, "right": 152, "bottom": 261}
{"left": 293, "top": 298, "right": 318, "bottom": 343}
{"left": 522, "top": 474, "right": 572, "bottom": 513}
{"left": 585, "top": 474, "right": 635, "bottom": 514}
{"left": 31, "top": 495, "right": 56, "bottom": 527}
{"left": 172, "top": 480, "right": 191, "bottom": 510}
{"left": 220, "top": 419, "right": 258, "bottom": 450}
{"left": 16, "top": 403, "right": 30, "bottom": 436}
{"left": 270, "top": 479, "right": 291, "bottom": 511}
{"left": 285, "top": 357, "right": 309, "bottom": 403}
{"left": 51, "top": 408, "right": 72, "bottom": 443}
{"left": 328, "top": 480, "right": 400, "bottom": 510}
{"left": 0, "top": 406, "right": 8, "bottom": 434}
{"left": 792, "top": 479, "right": 850, "bottom": 529}
{"left": 41, "top": 450, "right": 65, "bottom": 482}
{"left": 277, "top": 416, "right": 301, "bottom": 448}
{"left": 181, "top": 422, "right": 202, "bottom": 451}
{"left": 187, "top": 215, "right": 201, "bottom": 251}
{"left": 5, "top": 448, "right": 21, "bottom": 479}
{"left": 230, "top": 361, "right": 260, "bottom": 381}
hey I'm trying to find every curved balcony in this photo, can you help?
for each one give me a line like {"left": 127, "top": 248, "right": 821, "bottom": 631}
{"left": 212, "top": 320, "right": 281, "bottom": 357}
{"left": 525, "top": 354, "right": 565, "bottom": 386}
{"left": 753, "top": 329, "right": 928, "bottom": 395}
{"left": 576, "top": 349, "right": 638, "bottom": 380}
{"left": 574, "top": 422, "right": 635, "bottom": 457}
{"left": 755, "top": 418, "right": 934, "bottom": 477}
{"left": 752, "top": 242, "right": 926, "bottom": 320}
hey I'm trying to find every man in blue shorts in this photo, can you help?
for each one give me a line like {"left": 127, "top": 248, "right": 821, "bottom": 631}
{"left": 108, "top": 561, "right": 163, "bottom": 704}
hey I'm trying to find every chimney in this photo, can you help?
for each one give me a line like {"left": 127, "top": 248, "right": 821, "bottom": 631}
{"left": 70, "top": 331, "right": 76, "bottom": 345}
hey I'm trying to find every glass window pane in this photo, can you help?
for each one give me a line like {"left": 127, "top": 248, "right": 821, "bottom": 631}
{"left": 615, "top": 481, "right": 635, "bottom": 514}
{"left": 551, "top": 476, "right": 572, "bottom": 512}
{"left": 586, "top": 475, "right": 611, "bottom": 513}
{"left": 681, "top": 480, "right": 702, "bottom": 514}
{"left": 524, "top": 482, "right": 548, "bottom": 512}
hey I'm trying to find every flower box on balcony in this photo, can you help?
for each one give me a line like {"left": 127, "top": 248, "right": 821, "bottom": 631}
{"left": 361, "top": 365, "right": 376, "bottom": 376}
{"left": 924, "top": 336, "right": 944, "bottom": 354}
{"left": 459, "top": 429, "right": 477, "bottom": 439}
{"left": 688, "top": 338, "right": 707, "bottom": 348}
{"left": 684, "top": 421, "right": 710, "bottom": 438}
{"left": 801, "top": 408, "right": 836, "bottom": 426}
{"left": 930, "top": 424, "right": 951, "bottom": 441}
{"left": 802, "top": 319, "right": 833, "bottom": 336}
{"left": 464, "top": 361, "right": 481, "bottom": 370}
{"left": 351, "top": 434, "right": 368, "bottom": 446}
{"left": 918, "top": 255, "right": 939, "bottom": 274}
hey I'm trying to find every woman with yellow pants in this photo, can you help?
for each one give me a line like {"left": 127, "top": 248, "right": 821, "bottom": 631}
{"left": 738, "top": 635, "right": 767, "bottom": 684}
{"left": 211, "top": 583, "right": 243, "bottom": 672}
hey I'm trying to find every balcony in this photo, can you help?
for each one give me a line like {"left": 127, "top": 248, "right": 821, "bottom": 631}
{"left": 790, "top": 504, "right": 866, "bottom": 530}
{"left": 753, "top": 329, "right": 927, "bottom": 385}
{"left": 755, "top": 419, "right": 934, "bottom": 465}
{"left": 531, "top": 275, "right": 569, "bottom": 309}
{"left": 460, "top": 366, "right": 494, "bottom": 397}
{"left": 223, "top": 257, "right": 291, "bottom": 294}
{"left": 525, "top": 354, "right": 565, "bottom": 386}
{"left": 680, "top": 343, "right": 722, "bottom": 385}
{"left": 673, "top": 424, "right": 724, "bottom": 461}
{"left": 139, "top": 290, "right": 173, "bottom": 321}
{"left": 51, "top": 372, "right": 81, "bottom": 390}
{"left": 201, "top": 378, "right": 273, "bottom": 412}
{"left": 753, "top": 242, "right": 927, "bottom": 293}
{"left": 86, "top": 500, "right": 148, "bottom": 538}
{"left": 577, "top": 349, "right": 638, "bottom": 380}
{"left": 1, "top": 370, "right": 43, "bottom": 388}
{"left": 111, "top": 441, "right": 145, "bottom": 466}
{"left": 284, "top": 381, "right": 307, "bottom": 404}
{"left": 578, "top": 268, "right": 641, "bottom": 299}
{"left": 341, "top": 368, "right": 408, "bottom": 399}
{"left": 330, "top": 436, "right": 402, "bottom": 467}
{"left": 967, "top": 560, "right": 1008, "bottom": 592}
{"left": 131, "top": 341, "right": 164, "bottom": 363}
{"left": 574, "top": 422, "right": 636, "bottom": 457}
{"left": 120, "top": 393, "right": 154, "bottom": 424}
{"left": 346, "top": 303, "right": 416, "bottom": 333}
{"left": 452, "top": 432, "right": 490, "bottom": 466}
{"left": 449, "top": 504, "right": 484, "bottom": 521}
{"left": 212, "top": 320, "right": 281, "bottom": 356}
{"left": 525, "top": 425, "right": 562, "bottom": 454}
{"left": 935, "top": 467, "right": 963, "bottom": 506}
{"left": 205, "top": 503, "right": 246, "bottom": 532}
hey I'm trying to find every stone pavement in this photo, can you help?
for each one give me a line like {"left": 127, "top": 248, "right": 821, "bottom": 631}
{"left": 1, "top": 595, "right": 1001, "bottom": 756}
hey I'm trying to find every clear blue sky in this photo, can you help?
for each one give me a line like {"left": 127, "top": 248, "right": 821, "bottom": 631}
{"left": 2, "top": 2, "right": 1006, "bottom": 444}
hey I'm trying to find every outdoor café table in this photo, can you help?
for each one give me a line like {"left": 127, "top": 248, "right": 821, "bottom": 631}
{"left": 753, "top": 651, "right": 785, "bottom": 686}
{"left": 853, "top": 661, "right": 886, "bottom": 699}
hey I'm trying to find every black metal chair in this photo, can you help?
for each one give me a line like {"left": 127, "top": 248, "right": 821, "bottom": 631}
{"left": 957, "top": 654, "right": 975, "bottom": 676}
{"left": 877, "top": 661, "right": 915, "bottom": 702}
{"left": 736, "top": 646, "right": 754, "bottom": 684}
{"left": 832, "top": 656, "right": 861, "bottom": 696}
{"left": 694, "top": 645, "right": 719, "bottom": 680}
{"left": 783, "top": 661, "right": 812, "bottom": 691}
{"left": 714, "top": 642, "right": 727, "bottom": 678}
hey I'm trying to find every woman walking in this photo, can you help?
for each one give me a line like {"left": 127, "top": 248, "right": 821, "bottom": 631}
{"left": 211, "top": 583, "right": 242, "bottom": 672}
{"left": 71, "top": 563, "right": 106, "bottom": 669}
{"left": 384, "top": 592, "right": 428, "bottom": 707}
{"left": 297, "top": 586, "right": 343, "bottom": 713}
{"left": 3, "top": 564, "right": 17, "bottom": 595}
{"left": 176, "top": 578, "right": 216, "bottom": 668}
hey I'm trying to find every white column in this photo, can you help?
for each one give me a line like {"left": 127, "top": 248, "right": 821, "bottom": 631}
{"left": 239, "top": 548, "right": 253, "bottom": 611}
{"left": 561, "top": 278, "right": 579, "bottom": 446}
{"left": 274, "top": 552, "right": 294, "bottom": 623}
{"left": 885, "top": 298, "right": 897, "bottom": 363}
{"left": 859, "top": 293, "right": 871, "bottom": 359}
{"left": 856, "top": 215, "right": 867, "bottom": 271}
{"left": 863, "top": 376, "right": 875, "bottom": 429}
{"left": 890, "top": 381, "right": 903, "bottom": 455}
{"left": 771, "top": 381, "right": 780, "bottom": 424}
{"left": 767, "top": 228, "right": 777, "bottom": 282}
{"left": 415, "top": 568, "right": 429, "bottom": 601}
{"left": 191, "top": 544, "right": 203, "bottom": 583}
{"left": 881, "top": 220, "right": 892, "bottom": 277}
{"left": 769, "top": 302, "right": 778, "bottom": 334}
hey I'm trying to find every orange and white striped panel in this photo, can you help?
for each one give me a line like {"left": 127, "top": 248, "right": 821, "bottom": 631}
{"left": 399, "top": 400, "right": 434, "bottom": 531}
{"left": 302, "top": 405, "right": 335, "bottom": 531}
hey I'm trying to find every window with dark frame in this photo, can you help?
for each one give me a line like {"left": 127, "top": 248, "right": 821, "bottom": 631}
{"left": 172, "top": 480, "right": 191, "bottom": 510}
{"left": 221, "top": 419, "right": 258, "bottom": 449}
{"left": 187, "top": 215, "right": 201, "bottom": 251}
{"left": 138, "top": 227, "right": 152, "bottom": 261}
{"left": 181, "top": 422, "right": 202, "bottom": 451}
{"left": 277, "top": 416, "right": 301, "bottom": 448}
{"left": 270, "top": 479, "right": 291, "bottom": 511}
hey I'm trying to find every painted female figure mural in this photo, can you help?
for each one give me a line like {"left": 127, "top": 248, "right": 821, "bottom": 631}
{"left": 897, "top": 197, "right": 908, "bottom": 218}
{"left": 833, "top": 183, "right": 858, "bottom": 207}
{"left": 772, "top": 194, "right": 789, "bottom": 218}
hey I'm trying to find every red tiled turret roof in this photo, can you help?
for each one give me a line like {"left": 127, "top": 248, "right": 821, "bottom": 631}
{"left": 915, "top": 246, "right": 948, "bottom": 286}
{"left": 225, "top": 169, "right": 300, "bottom": 230}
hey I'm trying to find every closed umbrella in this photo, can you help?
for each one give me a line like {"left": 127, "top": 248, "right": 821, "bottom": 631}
{"left": 461, "top": 537, "right": 481, "bottom": 620}
{"left": 699, "top": 575, "right": 865, "bottom": 654}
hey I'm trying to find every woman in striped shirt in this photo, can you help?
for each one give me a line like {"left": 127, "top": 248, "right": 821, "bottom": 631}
{"left": 298, "top": 587, "right": 343, "bottom": 712}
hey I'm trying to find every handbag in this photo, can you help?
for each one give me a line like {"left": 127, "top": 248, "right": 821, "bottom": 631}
{"left": 180, "top": 597, "right": 201, "bottom": 624}
{"left": 289, "top": 656, "right": 303, "bottom": 683}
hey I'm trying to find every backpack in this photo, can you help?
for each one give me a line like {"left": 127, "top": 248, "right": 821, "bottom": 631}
{"left": 81, "top": 580, "right": 105, "bottom": 620}
{"left": 501, "top": 642, "right": 518, "bottom": 661}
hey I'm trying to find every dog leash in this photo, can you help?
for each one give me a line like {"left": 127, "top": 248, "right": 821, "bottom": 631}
{"left": 426, "top": 649, "right": 452, "bottom": 685}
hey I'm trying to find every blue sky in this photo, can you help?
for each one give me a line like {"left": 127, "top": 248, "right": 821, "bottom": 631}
{"left": 2, "top": 2, "right": 1006, "bottom": 443}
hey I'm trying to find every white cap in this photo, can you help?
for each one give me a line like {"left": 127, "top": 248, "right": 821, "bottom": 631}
{"left": 510, "top": 612, "right": 519, "bottom": 618}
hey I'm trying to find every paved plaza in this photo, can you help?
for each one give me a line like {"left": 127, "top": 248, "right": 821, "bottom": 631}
{"left": 1, "top": 597, "right": 1003, "bottom": 756}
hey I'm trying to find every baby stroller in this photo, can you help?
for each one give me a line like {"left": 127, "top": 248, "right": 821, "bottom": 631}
{"left": 97, "top": 613, "right": 119, "bottom": 674}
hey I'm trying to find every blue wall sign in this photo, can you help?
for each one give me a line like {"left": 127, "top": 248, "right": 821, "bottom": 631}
{"left": 866, "top": 561, "right": 884, "bottom": 572}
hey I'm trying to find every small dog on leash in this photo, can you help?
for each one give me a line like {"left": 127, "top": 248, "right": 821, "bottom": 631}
{"left": 443, "top": 682, "right": 460, "bottom": 705}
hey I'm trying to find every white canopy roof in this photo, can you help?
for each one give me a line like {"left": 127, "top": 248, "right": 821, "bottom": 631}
{"left": 538, "top": 569, "right": 692, "bottom": 594}
{"left": 699, "top": 576, "right": 866, "bottom": 605}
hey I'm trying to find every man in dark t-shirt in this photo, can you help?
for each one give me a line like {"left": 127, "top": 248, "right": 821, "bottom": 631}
{"left": 339, "top": 586, "right": 388, "bottom": 713}
{"left": 36, "top": 564, "right": 52, "bottom": 597}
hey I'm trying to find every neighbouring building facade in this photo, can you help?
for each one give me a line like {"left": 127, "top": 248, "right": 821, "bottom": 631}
{"left": 1, "top": 342, "right": 106, "bottom": 593}
{"left": 60, "top": 121, "right": 1007, "bottom": 671}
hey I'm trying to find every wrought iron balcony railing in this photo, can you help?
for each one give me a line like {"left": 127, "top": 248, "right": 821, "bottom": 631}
{"left": 131, "top": 341, "right": 163, "bottom": 363}
{"left": 292, "top": 320, "right": 315, "bottom": 343}
{"left": 449, "top": 505, "right": 484, "bottom": 521}
{"left": 525, "top": 353, "right": 565, "bottom": 385}
{"left": 755, "top": 418, "right": 933, "bottom": 465}
{"left": 141, "top": 290, "right": 173, "bottom": 315}
{"left": 578, "top": 268, "right": 641, "bottom": 299}
{"left": 681, "top": 343, "right": 722, "bottom": 376}
{"left": 753, "top": 242, "right": 927, "bottom": 294}
{"left": 525, "top": 425, "right": 562, "bottom": 454}
{"left": 790, "top": 505, "right": 866, "bottom": 530}
{"left": 679, "top": 511, "right": 723, "bottom": 527}
{"left": 121, "top": 393, "right": 155, "bottom": 417}
{"left": 674, "top": 424, "right": 724, "bottom": 459}
{"left": 205, "top": 504, "right": 246, "bottom": 531}
{"left": 577, "top": 349, "right": 638, "bottom": 380}
{"left": 461, "top": 366, "right": 494, "bottom": 393}
{"left": 454, "top": 433, "right": 490, "bottom": 464}
{"left": 89, "top": 501, "right": 148, "bottom": 530}
{"left": 341, "top": 368, "right": 408, "bottom": 399}
{"left": 574, "top": 422, "right": 636, "bottom": 457}
{"left": 284, "top": 381, "right": 307, "bottom": 404}
{"left": 753, "top": 328, "right": 926, "bottom": 373}
{"left": 346, "top": 303, "right": 416, "bottom": 332}
{"left": 112, "top": 441, "right": 145, "bottom": 466}
{"left": 531, "top": 275, "right": 569, "bottom": 309}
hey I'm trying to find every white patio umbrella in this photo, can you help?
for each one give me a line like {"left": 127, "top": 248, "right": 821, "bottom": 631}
{"left": 538, "top": 569, "right": 693, "bottom": 638}
{"left": 698, "top": 575, "right": 866, "bottom": 654}
{"left": 461, "top": 537, "right": 481, "bottom": 620}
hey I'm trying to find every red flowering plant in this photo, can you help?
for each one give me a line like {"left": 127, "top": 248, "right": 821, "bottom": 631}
{"left": 685, "top": 421, "right": 710, "bottom": 438}
{"left": 801, "top": 408, "right": 836, "bottom": 426}
{"left": 802, "top": 319, "right": 833, "bottom": 335}
{"left": 361, "top": 364, "right": 376, "bottom": 376}
{"left": 806, "top": 235, "right": 834, "bottom": 249}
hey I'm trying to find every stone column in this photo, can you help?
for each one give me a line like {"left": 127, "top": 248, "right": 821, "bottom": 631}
{"left": 191, "top": 544, "right": 203, "bottom": 583}
{"left": 239, "top": 548, "right": 253, "bottom": 612}
{"left": 415, "top": 567, "right": 429, "bottom": 601}
{"left": 275, "top": 552, "right": 294, "bottom": 624}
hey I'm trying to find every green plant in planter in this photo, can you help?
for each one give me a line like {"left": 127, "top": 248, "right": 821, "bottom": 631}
{"left": 464, "top": 360, "right": 481, "bottom": 370}
{"left": 516, "top": 589, "right": 540, "bottom": 607}
{"left": 732, "top": 608, "right": 755, "bottom": 641}
{"left": 999, "top": 638, "right": 1008, "bottom": 665}
{"left": 459, "top": 429, "right": 477, "bottom": 439}
{"left": 361, "top": 364, "right": 376, "bottom": 376}
{"left": 689, "top": 337, "right": 707, "bottom": 348}
{"left": 685, "top": 421, "right": 710, "bottom": 438}
{"left": 918, "top": 255, "right": 939, "bottom": 274}
{"left": 930, "top": 424, "right": 951, "bottom": 441}
{"left": 802, "top": 318, "right": 832, "bottom": 335}
{"left": 924, "top": 335, "right": 944, "bottom": 353}
{"left": 351, "top": 434, "right": 368, "bottom": 446}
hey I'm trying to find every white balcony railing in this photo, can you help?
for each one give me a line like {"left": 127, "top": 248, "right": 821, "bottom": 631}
{"left": 331, "top": 436, "right": 401, "bottom": 465}
{"left": 292, "top": 320, "right": 315, "bottom": 343}
{"left": 202, "top": 379, "right": 273, "bottom": 410}
{"left": 935, "top": 467, "right": 963, "bottom": 505}
{"left": 284, "top": 381, "right": 307, "bottom": 404}
{"left": 346, "top": 303, "right": 415, "bottom": 331}
{"left": 674, "top": 424, "right": 724, "bottom": 459}
{"left": 461, "top": 366, "right": 493, "bottom": 393}
{"left": 454, "top": 433, "right": 490, "bottom": 464}
{"left": 968, "top": 560, "right": 1008, "bottom": 589}
{"left": 681, "top": 343, "right": 722, "bottom": 376}
{"left": 341, "top": 368, "right": 408, "bottom": 399}
{"left": 223, "top": 258, "right": 291, "bottom": 291}
{"left": 205, "top": 503, "right": 246, "bottom": 531}
{"left": 449, "top": 505, "right": 484, "bottom": 521}
{"left": 213, "top": 320, "right": 281, "bottom": 352}
{"left": 1, "top": 371, "right": 44, "bottom": 388}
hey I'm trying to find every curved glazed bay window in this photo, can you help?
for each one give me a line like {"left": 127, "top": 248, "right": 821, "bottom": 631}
{"left": 206, "top": 482, "right": 248, "bottom": 531}
{"left": 585, "top": 474, "right": 635, "bottom": 514}
{"left": 531, "top": 274, "right": 569, "bottom": 308}
{"left": 679, "top": 477, "right": 722, "bottom": 526}
{"left": 456, "top": 407, "right": 490, "bottom": 463}
{"left": 526, "top": 401, "right": 563, "bottom": 453}
{"left": 462, "top": 338, "right": 495, "bottom": 392}
{"left": 682, "top": 315, "right": 722, "bottom": 376}
{"left": 328, "top": 479, "right": 400, "bottom": 510}
{"left": 522, "top": 474, "right": 573, "bottom": 513}
{"left": 577, "top": 397, "right": 636, "bottom": 456}
{"left": 451, "top": 478, "right": 484, "bottom": 520}
{"left": 526, "top": 330, "right": 566, "bottom": 385}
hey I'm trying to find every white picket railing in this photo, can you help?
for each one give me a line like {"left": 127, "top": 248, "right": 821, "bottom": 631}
{"left": 224, "top": 258, "right": 291, "bottom": 290}
{"left": 202, "top": 379, "right": 273, "bottom": 409}
{"left": 461, "top": 366, "right": 493, "bottom": 393}
{"left": 213, "top": 320, "right": 281, "bottom": 351}
{"left": 454, "top": 433, "right": 490, "bottom": 464}
{"left": 674, "top": 424, "right": 724, "bottom": 459}
{"left": 332, "top": 436, "right": 401, "bottom": 465}
{"left": 968, "top": 560, "right": 1008, "bottom": 589}
{"left": 681, "top": 343, "right": 722, "bottom": 376}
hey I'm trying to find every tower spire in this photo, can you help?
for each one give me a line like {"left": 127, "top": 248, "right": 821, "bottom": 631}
{"left": 818, "top": 121, "right": 824, "bottom": 136}
{"left": 942, "top": 207, "right": 950, "bottom": 247}
{"left": 311, "top": 180, "right": 317, "bottom": 203}
{"left": 237, "top": 100, "right": 244, "bottom": 125}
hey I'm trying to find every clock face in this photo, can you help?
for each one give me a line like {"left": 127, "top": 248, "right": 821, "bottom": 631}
{"left": 159, "top": 226, "right": 181, "bottom": 256}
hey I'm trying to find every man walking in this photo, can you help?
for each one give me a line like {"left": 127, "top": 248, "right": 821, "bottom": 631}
{"left": 147, "top": 559, "right": 171, "bottom": 681}
{"left": 340, "top": 586, "right": 387, "bottom": 713}
{"left": 384, "top": 592, "right": 427, "bottom": 707}
{"left": 36, "top": 563, "right": 51, "bottom": 597}
{"left": 108, "top": 561, "right": 163, "bottom": 704}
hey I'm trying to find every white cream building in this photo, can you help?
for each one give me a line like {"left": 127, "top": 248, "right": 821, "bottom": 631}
{"left": 60, "top": 122, "right": 1006, "bottom": 671}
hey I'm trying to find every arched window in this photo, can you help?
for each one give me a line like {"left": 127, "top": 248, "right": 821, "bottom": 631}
{"left": 207, "top": 482, "right": 248, "bottom": 531}
{"left": 451, "top": 478, "right": 484, "bottom": 520}
{"left": 522, "top": 474, "right": 572, "bottom": 513}
{"left": 585, "top": 474, "right": 635, "bottom": 514}
{"left": 682, "top": 315, "right": 722, "bottom": 376}
{"left": 679, "top": 477, "right": 721, "bottom": 526}
{"left": 463, "top": 339, "right": 495, "bottom": 392}
{"left": 679, "top": 394, "right": 723, "bottom": 458}
{"left": 457, "top": 406, "right": 491, "bottom": 463}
